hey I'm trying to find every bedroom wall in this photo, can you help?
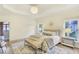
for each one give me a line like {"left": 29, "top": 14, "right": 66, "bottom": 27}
{"left": 0, "top": 5, "right": 36, "bottom": 41}
{"left": 0, "top": 14, "right": 36, "bottom": 41}
{"left": 36, "top": 8, "right": 79, "bottom": 36}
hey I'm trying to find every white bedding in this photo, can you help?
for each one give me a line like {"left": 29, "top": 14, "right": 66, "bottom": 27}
{"left": 52, "top": 36, "right": 61, "bottom": 46}
{"left": 44, "top": 35, "right": 61, "bottom": 46}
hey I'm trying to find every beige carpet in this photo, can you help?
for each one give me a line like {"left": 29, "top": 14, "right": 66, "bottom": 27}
{"left": 51, "top": 44, "right": 79, "bottom": 54}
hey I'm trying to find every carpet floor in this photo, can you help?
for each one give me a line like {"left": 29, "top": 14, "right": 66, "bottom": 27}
{"left": 0, "top": 41, "right": 79, "bottom": 54}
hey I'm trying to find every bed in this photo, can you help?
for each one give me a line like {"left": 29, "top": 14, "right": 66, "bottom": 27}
{"left": 24, "top": 33, "right": 61, "bottom": 54}
{"left": 42, "top": 29, "right": 61, "bottom": 46}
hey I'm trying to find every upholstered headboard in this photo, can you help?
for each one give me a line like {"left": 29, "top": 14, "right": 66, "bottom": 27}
{"left": 43, "top": 29, "right": 60, "bottom": 36}
{"left": 42, "top": 22, "right": 60, "bottom": 36}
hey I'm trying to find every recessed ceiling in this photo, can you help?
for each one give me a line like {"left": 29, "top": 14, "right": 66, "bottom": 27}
{"left": 1, "top": 4, "right": 79, "bottom": 18}
{"left": 2, "top": 4, "right": 74, "bottom": 15}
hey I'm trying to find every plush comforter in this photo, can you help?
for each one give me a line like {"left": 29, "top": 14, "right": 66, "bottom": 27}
{"left": 52, "top": 36, "right": 61, "bottom": 46}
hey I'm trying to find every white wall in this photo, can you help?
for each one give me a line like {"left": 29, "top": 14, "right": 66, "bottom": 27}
{"left": 36, "top": 7, "right": 79, "bottom": 30}
{"left": 0, "top": 14, "right": 36, "bottom": 41}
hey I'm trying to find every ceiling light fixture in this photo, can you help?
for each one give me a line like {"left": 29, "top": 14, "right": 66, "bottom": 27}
{"left": 30, "top": 4, "right": 38, "bottom": 14}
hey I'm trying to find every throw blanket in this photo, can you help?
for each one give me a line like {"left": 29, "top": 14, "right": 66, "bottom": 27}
{"left": 26, "top": 35, "right": 45, "bottom": 49}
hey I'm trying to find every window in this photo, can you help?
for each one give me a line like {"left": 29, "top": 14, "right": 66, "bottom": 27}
{"left": 0, "top": 22, "right": 9, "bottom": 41}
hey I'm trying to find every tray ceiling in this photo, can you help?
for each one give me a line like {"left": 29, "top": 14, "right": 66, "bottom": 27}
{"left": 0, "top": 4, "right": 79, "bottom": 18}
